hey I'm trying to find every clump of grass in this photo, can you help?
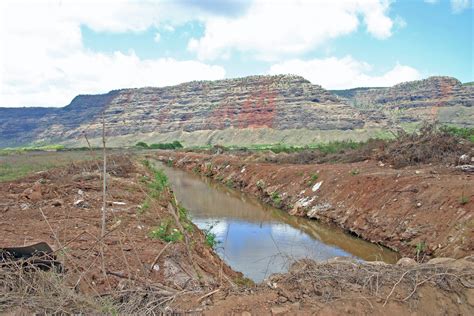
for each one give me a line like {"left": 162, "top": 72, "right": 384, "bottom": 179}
{"left": 233, "top": 276, "right": 254, "bottom": 287}
{"left": 135, "top": 141, "right": 183, "bottom": 150}
{"left": 441, "top": 126, "right": 474, "bottom": 142}
{"left": 203, "top": 224, "right": 219, "bottom": 248}
{"left": 271, "top": 191, "right": 282, "bottom": 207}
{"left": 225, "top": 179, "right": 234, "bottom": 188}
{"left": 350, "top": 169, "right": 360, "bottom": 176}
{"left": 256, "top": 179, "right": 266, "bottom": 189}
{"left": 415, "top": 241, "right": 426, "bottom": 262}
{"left": 142, "top": 159, "right": 168, "bottom": 197}
{"left": 460, "top": 195, "right": 469, "bottom": 205}
{"left": 149, "top": 220, "right": 183, "bottom": 243}
{"left": 138, "top": 199, "right": 150, "bottom": 214}
{"left": 307, "top": 173, "right": 319, "bottom": 186}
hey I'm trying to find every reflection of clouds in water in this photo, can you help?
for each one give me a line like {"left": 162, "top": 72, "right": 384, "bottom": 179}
{"left": 157, "top": 162, "right": 396, "bottom": 281}
{"left": 196, "top": 220, "right": 356, "bottom": 282}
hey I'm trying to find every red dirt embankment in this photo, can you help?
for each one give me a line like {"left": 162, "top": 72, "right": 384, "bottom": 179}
{"left": 158, "top": 152, "right": 473, "bottom": 259}
{"left": 0, "top": 156, "right": 239, "bottom": 313}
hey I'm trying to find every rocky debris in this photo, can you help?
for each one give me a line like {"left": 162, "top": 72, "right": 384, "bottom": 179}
{"left": 73, "top": 199, "right": 89, "bottom": 208}
{"left": 456, "top": 165, "right": 474, "bottom": 173}
{"left": 72, "top": 172, "right": 100, "bottom": 181}
{"left": 396, "top": 257, "right": 417, "bottom": 267}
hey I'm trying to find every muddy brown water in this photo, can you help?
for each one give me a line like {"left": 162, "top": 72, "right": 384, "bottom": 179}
{"left": 156, "top": 162, "right": 400, "bottom": 282}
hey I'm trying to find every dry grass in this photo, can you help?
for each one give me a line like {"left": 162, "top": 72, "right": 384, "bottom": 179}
{"left": 268, "top": 259, "right": 474, "bottom": 304}
{"left": 377, "top": 124, "right": 473, "bottom": 168}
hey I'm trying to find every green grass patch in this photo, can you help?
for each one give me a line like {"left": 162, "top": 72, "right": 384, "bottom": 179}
{"left": 271, "top": 191, "right": 282, "bottom": 207}
{"left": 141, "top": 159, "right": 169, "bottom": 197}
{"left": 202, "top": 224, "right": 219, "bottom": 248}
{"left": 0, "top": 151, "right": 93, "bottom": 182}
{"left": 441, "top": 126, "right": 474, "bottom": 142}
{"left": 307, "top": 173, "right": 319, "bottom": 186}
{"left": 149, "top": 220, "right": 183, "bottom": 243}
{"left": 208, "top": 140, "right": 366, "bottom": 155}
{"left": 460, "top": 195, "right": 469, "bottom": 205}
{"left": 135, "top": 141, "right": 183, "bottom": 150}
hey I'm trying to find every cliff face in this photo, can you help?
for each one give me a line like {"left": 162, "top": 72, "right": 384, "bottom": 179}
{"left": 332, "top": 76, "right": 474, "bottom": 126}
{"left": 1, "top": 75, "right": 472, "bottom": 148}
{"left": 32, "top": 75, "right": 372, "bottom": 146}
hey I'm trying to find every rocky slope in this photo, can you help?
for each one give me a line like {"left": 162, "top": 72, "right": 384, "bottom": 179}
{"left": 1, "top": 75, "right": 472, "bottom": 147}
{"left": 332, "top": 76, "right": 474, "bottom": 127}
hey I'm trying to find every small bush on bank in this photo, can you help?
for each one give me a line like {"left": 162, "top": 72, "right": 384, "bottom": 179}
{"left": 135, "top": 141, "right": 183, "bottom": 150}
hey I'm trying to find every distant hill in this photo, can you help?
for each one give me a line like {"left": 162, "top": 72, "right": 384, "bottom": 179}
{"left": 1, "top": 75, "right": 472, "bottom": 148}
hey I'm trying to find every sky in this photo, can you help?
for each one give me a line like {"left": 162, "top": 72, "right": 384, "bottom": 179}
{"left": 0, "top": 0, "right": 472, "bottom": 107}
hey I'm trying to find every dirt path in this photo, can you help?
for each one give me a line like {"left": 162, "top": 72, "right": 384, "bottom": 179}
{"left": 157, "top": 151, "right": 473, "bottom": 260}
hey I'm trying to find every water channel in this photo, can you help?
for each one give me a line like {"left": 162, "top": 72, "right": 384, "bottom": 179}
{"left": 156, "top": 162, "right": 399, "bottom": 282}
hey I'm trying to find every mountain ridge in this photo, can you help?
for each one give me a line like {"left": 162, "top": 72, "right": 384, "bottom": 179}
{"left": 0, "top": 75, "right": 472, "bottom": 148}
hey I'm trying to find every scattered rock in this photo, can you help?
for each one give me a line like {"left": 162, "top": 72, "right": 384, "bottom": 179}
{"left": 278, "top": 296, "right": 288, "bottom": 303}
{"left": 397, "top": 257, "right": 417, "bottom": 267}
{"left": 20, "top": 203, "right": 30, "bottom": 210}
{"left": 427, "top": 257, "right": 456, "bottom": 265}
{"left": 456, "top": 165, "right": 474, "bottom": 173}
{"left": 271, "top": 306, "right": 289, "bottom": 315}
{"left": 459, "top": 154, "right": 470, "bottom": 164}
{"left": 366, "top": 261, "right": 388, "bottom": 266}
{"left": 311, "top": 181, "right": 323, "bottom": 192}
{"left": 73, "top": 199, "right": 89, "bottom": 208}
{"left": 51, "top": 199, "right": 63, "bottom": 207}
{"left": 306, "top": 203, "right": 332, "bottom": 218}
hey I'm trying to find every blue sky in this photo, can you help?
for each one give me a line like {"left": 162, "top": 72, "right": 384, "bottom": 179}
{"left": 0, "top": 0, "right": 472, "bottom": 107}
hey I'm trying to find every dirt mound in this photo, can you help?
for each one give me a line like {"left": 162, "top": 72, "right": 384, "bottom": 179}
{"left": 185, "top": 257, "right": 474, "bottom": 315}
{"left": 0, "top": 155, "right": 239, "bottom": 314}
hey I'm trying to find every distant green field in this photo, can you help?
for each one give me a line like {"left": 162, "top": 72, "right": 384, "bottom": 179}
{"left": 0, "top": 151, "right": 95, "bottom": 182}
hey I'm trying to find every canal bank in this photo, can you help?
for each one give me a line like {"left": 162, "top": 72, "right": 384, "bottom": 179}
{"left": 153, "top": 151, "right": 473, "bottom": 259}
{"left": 154, "top": 161, "right": 398, "bottom": 282}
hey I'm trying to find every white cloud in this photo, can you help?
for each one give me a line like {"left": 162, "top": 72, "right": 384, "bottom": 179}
{"left": 268, "top": 56, "right": 421, "bottom": 89}
{"left": 451, "top": 0, "right": 472, "bottom": 13}
{"left": 154, "top": 32, "right": 161, "bottom": 43}
{"left": 188, "top": 0, "right": 395, "bottom": 61}
{"left": 0, "top": 0, "right": 225, "bottom": 107}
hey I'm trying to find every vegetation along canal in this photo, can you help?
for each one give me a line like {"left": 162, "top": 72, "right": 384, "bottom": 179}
{"left": 155, "top": 161, "right": 400, "bottom": 282}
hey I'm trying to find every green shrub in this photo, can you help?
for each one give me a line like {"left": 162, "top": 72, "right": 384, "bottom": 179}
{"left": 256, "top": 179, "right": 266, "bottom": 189}
{"left": 142, "top": 160, "right": 168, "bottom": 196}
{"left": 149, "top": 221, "right": 183, "bottom": 243}
{"left": 225, "top": 179, "right": 234, "bottom": 188}
{"left": 441, "top": 126, "right": 474, "bottom": 142}
{"left": 307, "top": 173, "right": 319, "bottom": 186}
{"left": 136, "top": 141, "right": 149, "bottom": 149}
{"left": 460, "top": 195, "right": 469, "bottom": 205}
{"left": 138, "top": 199, "right": 150, "bottom": 214}
{"left": 350, "top": 169, "right": 360, "bottom": 176}
{"left": 203, "top": 224, "right": 219, "bottom": 248}
{"left": 271, "top": 191, "right": 282, "bottom": 207}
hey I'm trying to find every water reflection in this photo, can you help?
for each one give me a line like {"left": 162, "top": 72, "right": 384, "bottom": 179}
{"left": 155, "top": 161, "right": 399, "bottom": 282}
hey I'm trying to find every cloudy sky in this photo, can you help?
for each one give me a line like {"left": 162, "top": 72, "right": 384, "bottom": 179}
{"left": 0, "top": 0, "right": 472, "bottom": 107}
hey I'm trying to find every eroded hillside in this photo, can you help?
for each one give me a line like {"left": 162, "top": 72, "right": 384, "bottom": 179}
{"left": 1, "top": 75, "right": 472, "bottom": 147}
